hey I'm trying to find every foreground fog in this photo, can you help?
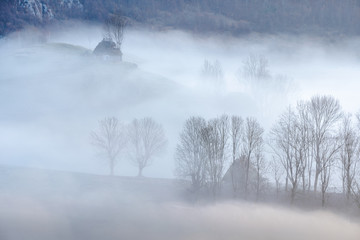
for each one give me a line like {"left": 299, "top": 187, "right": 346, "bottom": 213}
{"left": 1, "top": 194, "right": 360, "bottom": 240}
{"left": 1, "top": 22, "right": 360, "bottom": 178}
{"left": 0, "top": 167, "right": 359, "bottom": 240}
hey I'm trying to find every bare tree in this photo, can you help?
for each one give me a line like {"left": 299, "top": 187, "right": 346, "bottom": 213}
{"left": 175, "top": 115, "right": 229, "bottom": 200}
{"left": 230, "top": 116, "right": 244, "bottom": 163}
{"left": 339, "top": 114, "right": 360, "bottom": 201}
{"left": 270, "top": 156, "right": 284, "bottom": 197}
{"left": 317, "top": 132, "right": 341, "bottom": 207}
{"left": 104, "top": 13, "right": 127, "bottom": 49}
{"left": 241, "top": 54, "right": 270, "bottom": 82}
{"left": 91, "top": 117, "right": 126, "bottom": 175}
{"left": 230, "top": 115, "right": 244, "bottom": 197}
{"left": 293, "top": 101, "right": 313, "bottom": 193}
{"left": 202, "top": 115, "right": 229, "bottom": 199}
{"left": 242, "top": 117, "right": 264, "bottom": 198}
{"left": 269, "top": 96, "right": 341, "bottom": 206}
{"left": 270, "top": 107, "right": 303, "bottom": 204}
{"left": 308, "top": 95, "right": 342, "bottom": 194}
{"left": 351, "top": 180, "right": 360, "bottom": 209}
{"left": 352, "top": 112, "right": 360, "bottom": 208}
{"left": 202, "top": 59, "right": 224, "bottom": 82}
{"left": 296, "top": 101, "right": 314, "bottom": 192}
{"left": 128, "top": 117, "right": 167, "bottom": 177}
{"left": 254, "top": 142, "right": 266, "bottom": 200}
{"left": 175, "top": 117, "right": 208, "bottom": 194}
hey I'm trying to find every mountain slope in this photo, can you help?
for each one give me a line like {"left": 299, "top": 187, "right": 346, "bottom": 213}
{"left": 2, "top": 0, "right": 360, "bottom": 37}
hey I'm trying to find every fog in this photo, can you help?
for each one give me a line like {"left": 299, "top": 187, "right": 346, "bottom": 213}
{"left": 1, "top": 190, "right": 360, "bottom": 240}
{"left": 1, "top": 22, "right": 360, "bottom": 179}
{"left": 2, "top": 21, "right": 360, "bottom": 239}
{"left": 0, "top": 166, "right": 359, "bottom": 240}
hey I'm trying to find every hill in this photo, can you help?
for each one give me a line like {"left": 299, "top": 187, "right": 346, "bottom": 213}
{"left": 0, "top": 165, "right": 188, "bottom": 204}
{"left": 0, "top": 164, "right": 191, "bottom": 240}
{"left": 2, "top": 0, "right": 360, "bottom": 37}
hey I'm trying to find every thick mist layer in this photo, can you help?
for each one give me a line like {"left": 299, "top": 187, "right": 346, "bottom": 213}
{"left": 1, "top": 23, "right": 360, "bottom": 178}
{"left": 0, "top": 165, "right": 359, "bottom": 240}
{"left": 1, "top": 197, "right": 359, "bottom": 240}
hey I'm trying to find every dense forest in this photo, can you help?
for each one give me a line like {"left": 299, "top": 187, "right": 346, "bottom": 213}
{"left": 2, "top": 0, "right": 360, "bottom": 37}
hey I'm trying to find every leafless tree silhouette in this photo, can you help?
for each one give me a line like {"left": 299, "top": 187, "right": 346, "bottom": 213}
{"left": 91, "top": 117, "right": 126, "bottom": 175}
{"left": 128, "top": 117, "right": 167, "bottom": 177}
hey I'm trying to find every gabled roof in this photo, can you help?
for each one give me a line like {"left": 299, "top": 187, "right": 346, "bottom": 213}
{"left": 93, "top": 38, "right": 122, "bottom": 57}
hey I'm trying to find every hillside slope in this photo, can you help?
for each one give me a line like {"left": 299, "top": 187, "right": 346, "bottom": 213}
{"left": 0, "top": 165, "right": 189, "bottom": 240}
{"left": 0, "top": 165, "right": 188, "bottom": 203}
{"left": 2, "top": 0, "right": 360, "bottom": 37}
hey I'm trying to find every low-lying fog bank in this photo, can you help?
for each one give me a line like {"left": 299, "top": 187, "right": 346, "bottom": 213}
{"left": 1, "top": 195, "right": 359, "bottom": 240}
{"left": 1, "top": 22, "right": 360, "bottom": 180}
{"left": 0, "top": 165, "right": 359, "bottom": 240}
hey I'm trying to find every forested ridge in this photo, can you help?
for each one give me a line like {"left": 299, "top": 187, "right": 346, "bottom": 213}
{"left": 2, "top": 0, "right": 360, "bottom": 36}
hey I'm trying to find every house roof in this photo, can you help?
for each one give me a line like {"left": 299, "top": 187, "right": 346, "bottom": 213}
{"left": 93, "top": 38, "right": 122, "bottom": 57}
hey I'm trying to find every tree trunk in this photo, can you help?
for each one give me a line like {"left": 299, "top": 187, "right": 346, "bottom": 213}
{"left": 307, "top": 171, "right": 312, "bottom": 192}
{"left": 244, "top": 157, "right": 250, "bottom": 199}
{"left": 346, "top": 175, "right": 351, "bottom": 201}
{"left": 302, "top": 173, "right": 306, "bottom": 192}
{"left": 256, "top": 170, "right": 260, "bottom": 201}
{"left": 231, "top": 163, "right": 238, "bottom": 198}
{"left": 110, "top": 158, "right": 114, "bottom": 176}
{"left": 314, "top": 169, "right": 320, "bottom": 193}
{"left": 138, "top": 167, "right": 143, "bottom": 177}
{"left": 290, "top": 188, "right": 296, "bottom": 205}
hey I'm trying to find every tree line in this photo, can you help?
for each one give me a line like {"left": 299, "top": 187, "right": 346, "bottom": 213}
{"left": 4, "top": 0, "right": 360, "bottom": 37}
{"left": 70, "top": 0, "right": 360, "bottom": 35}
{"left": 175, "top": 115, "right": 266, "bottom": 201}
{"left": 91, "top": 95, "right": 360, "bottom": 209}
{"left": 175, "top": 95, "right": 360, "bottom": 208}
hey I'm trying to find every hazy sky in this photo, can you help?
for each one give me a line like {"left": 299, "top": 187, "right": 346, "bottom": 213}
{"left": 1, "top": 22, "right": 360, "bottom": 178}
